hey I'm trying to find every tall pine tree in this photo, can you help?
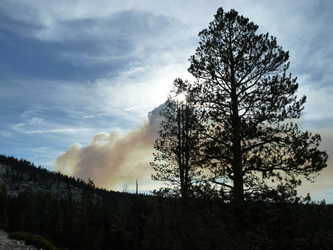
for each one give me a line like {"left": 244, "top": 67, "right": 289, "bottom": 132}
{"left": 151, "top": 78, "right": 204, "bottom": 202}
{"left": 187, "top": 8, "right": 328, "bottom": 248}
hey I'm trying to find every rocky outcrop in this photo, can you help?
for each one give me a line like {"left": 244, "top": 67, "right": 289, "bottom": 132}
{"left": 0, "top": 163, "right": 101, "bottom": 202}
{"left": 0, "top": 230, "right": 37, "bottom": 250}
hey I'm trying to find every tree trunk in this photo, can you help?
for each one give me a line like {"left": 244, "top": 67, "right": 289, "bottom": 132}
{"left": 230, "top": 44, "right": 247, "bottom": 249}
{"left": 232, "top": 118, "right": 247, "bottom": 249}
{"left": 177, "top": 106, "right": 185, "bottom": 200}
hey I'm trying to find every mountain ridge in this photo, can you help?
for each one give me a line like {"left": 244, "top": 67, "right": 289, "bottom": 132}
{"left": 0, "top": 154, "right": 140, "bottom": 203}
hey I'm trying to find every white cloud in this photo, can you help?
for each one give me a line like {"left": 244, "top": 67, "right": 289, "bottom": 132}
{"left": 83, "top": 112, "right": 110, "bottom": 119}
{"left": 26, "top": 128, "right": 92, "bottom": 135}
{"left": 0, "top": 131, "right": 12, "bottom": 138}
{"left": 27, "top": 146, "right": 51, "bottom": 152}
{"left": 11, "top": 116, "right": 92, "bottom": 135}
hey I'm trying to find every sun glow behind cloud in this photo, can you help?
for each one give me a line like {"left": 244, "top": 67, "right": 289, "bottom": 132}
{"left": 174, "top": 93, "right": 187, "bottom": 104}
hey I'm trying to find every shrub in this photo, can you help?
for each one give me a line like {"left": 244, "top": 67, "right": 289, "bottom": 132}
{"left": 8, "top": 231, "right": 56, "bottom": 250}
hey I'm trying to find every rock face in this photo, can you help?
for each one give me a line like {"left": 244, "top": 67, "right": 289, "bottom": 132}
{"left": 0, "top": 230, "right": 37, "bottom": 250}
{"left": 0, "top": 163, "right": 79, "bottom": 200}
{"left": 0, "top": 163, "right": 101, "bottom": 202}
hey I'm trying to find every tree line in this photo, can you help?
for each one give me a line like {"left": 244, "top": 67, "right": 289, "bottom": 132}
{"left": 0, "top": 157, "right": 332, "bottom": 249}
{"left": 1, "top": 161, "right": 333, "bottom": 249}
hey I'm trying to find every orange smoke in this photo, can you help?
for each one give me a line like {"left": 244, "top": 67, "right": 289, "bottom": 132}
{"left": 54, "top": 104, "right": 164, "bottom": 191}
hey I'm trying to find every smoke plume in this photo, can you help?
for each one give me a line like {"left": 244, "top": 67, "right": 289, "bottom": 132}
{"left": 55, "top": 104, "right": 164, "bottom": 191}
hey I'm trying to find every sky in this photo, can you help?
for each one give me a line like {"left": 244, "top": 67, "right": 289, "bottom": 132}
{"left": 1, "top": 0, "right": 332, "bottom": 202}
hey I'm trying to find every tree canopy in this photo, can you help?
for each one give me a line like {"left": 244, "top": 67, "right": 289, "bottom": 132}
{"left": 187, "top": 7, "right": 327, "bottom": 202}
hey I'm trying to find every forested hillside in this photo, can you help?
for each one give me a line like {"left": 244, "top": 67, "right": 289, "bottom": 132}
{"left": 0, "top": 155, "right": 151, "bottom": 249}
{"left": 1, "top": 155, "right": 333, "bottom": 249}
